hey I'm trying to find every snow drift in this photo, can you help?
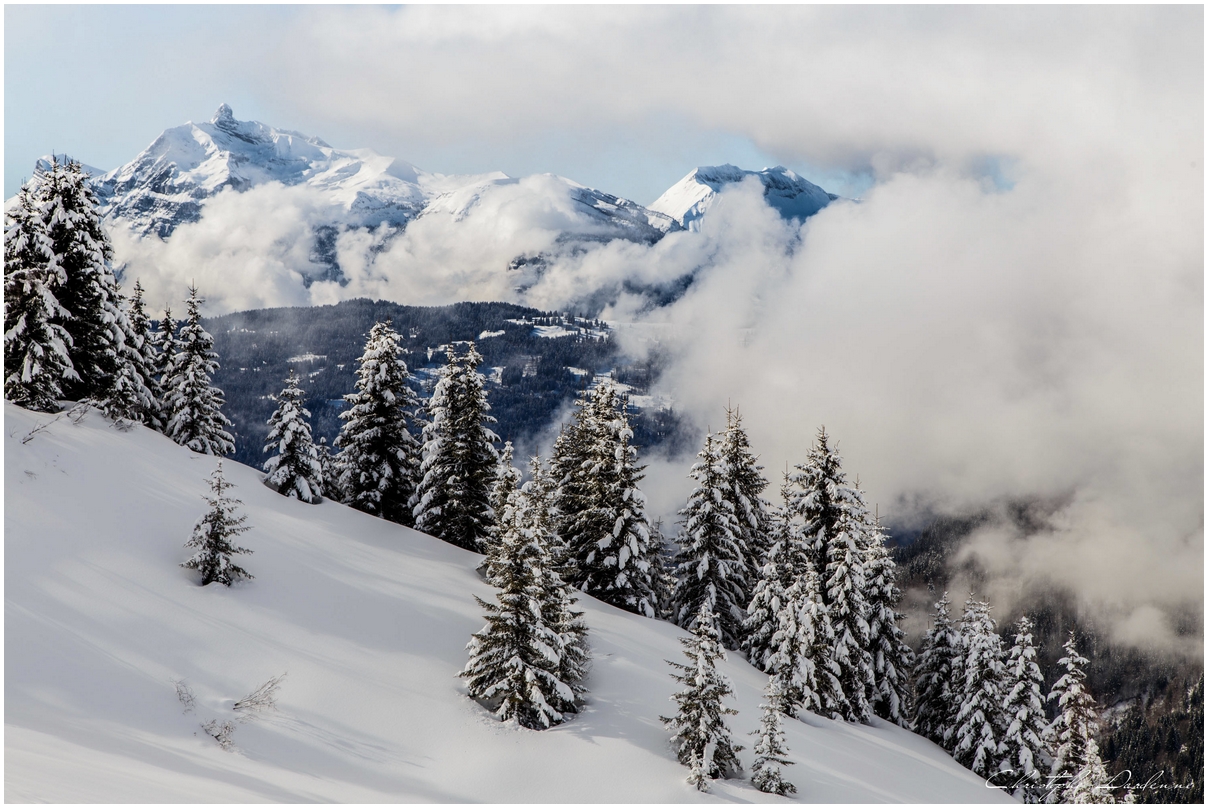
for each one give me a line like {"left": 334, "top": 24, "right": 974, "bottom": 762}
{"left": 4, "top": 401, "right": 1008, "bottom": 802}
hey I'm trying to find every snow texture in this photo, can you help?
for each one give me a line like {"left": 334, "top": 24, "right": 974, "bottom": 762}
{"left": 4, "top": 401, "right": 1013, "bottom": 802}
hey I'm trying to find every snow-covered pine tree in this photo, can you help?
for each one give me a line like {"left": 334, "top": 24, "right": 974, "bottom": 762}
{"left": 718, "top": 405, "right": 769, "bottom": 600}
{"left": 522, "top": 458, "right": 591, "bottom": 702}
{"left": 94, "top": 288, "right": 157, "bottom": 428}
{"left": 483, "top": 440, "right": 521, "bottom": 562}
{"left": 952, "top": 595, "right": 1007, "bottom": 778}
{"left": 660, "top": 600, "right": 743, "bottom": 789}
{"left": 863, "top": 511, "right": 914, "bottom": 726}
{"left": 263, "top": 370, "right": 323, "bottom": 503}
{"left": 998, "top": 615, "right": 1052, "bottom": 803}
{"left": 1047, "top": 633, "right": 1114, "bottom": 804}
{"left": 786, "top": 427, "right": 874, "bottom": 723}
{"left": 556, "top": 380, "right": 662, "bottom": 617}
{"left": 113, "top": 279, "right": 162, "bottom": 428}
{"left": 414, "top": 341, "right": 499, "bottom": 549}
{"left": 37, "top": 157, "right": 124, "bottom": 401}
{"left": 154, "top": 307, "right": 177, "bottom": 387}
{"left": 181, "top": 461, "right": 253, "bottom": 586}
{"left": 913, "top": 591, "right": 963, "bottom": 751}
{"left": 460, "top": 481, "right": 585, "bottom": 729}
{"left": 549, "top": 417, "right": 589, "bottom": 580}
{"left": 776, "top": 557, "right": 846, "bottom": 719}
{"left": 750, "top": 674, "right": 797, "bottom": 796}
{"left": 336, "top": 321, "right": 422, "bottom": 524}
{"left": 4, "top": 184, "right": 76, "bottom": 411}
{"left": 671, "top": 431, "right": 751, "bottom": 650}
{"left": 743, "top": 501, "right": 795, "bottom": 673}
{"left": 162, "top": 285, "right": 235, "bottom": 456}
{"left": 315, "top": 437, "right": 342, "bottom": 502}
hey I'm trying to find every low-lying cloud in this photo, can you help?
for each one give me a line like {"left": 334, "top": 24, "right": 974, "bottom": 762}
{"left": 109, "top": 4, "right": 1202, "bottom": 657}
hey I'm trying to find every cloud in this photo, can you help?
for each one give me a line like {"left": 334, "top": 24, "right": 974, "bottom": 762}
{"left": 108, "top": 5, "right": 1201, "bottom": 655}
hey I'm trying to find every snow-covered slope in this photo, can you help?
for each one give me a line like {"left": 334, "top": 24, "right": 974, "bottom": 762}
{"left": 650, "top": 164, "right": 837, "bottom": 231}
{"left": 5, "top": 401, "right": 1009, "bottom": 803}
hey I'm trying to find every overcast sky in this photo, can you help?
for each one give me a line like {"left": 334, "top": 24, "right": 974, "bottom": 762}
{"left": 5, "top": 5, "right": 1203, "bottom": 656}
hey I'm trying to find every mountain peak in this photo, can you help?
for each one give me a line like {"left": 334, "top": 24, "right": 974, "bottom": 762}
{"left": 211, "top": 103, "right": 235, "bottom": 126}
{"left": 650, "top": 164, "right": 834, "bottom": 231}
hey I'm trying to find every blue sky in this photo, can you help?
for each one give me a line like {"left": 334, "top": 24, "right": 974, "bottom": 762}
{"left": 3, "top": 5, "right": 870, "bottom": 202}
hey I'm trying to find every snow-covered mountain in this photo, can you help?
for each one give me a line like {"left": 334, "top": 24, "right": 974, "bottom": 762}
{"left": 81, "top": 104, "right": 679, "bottom": 244}
{"left": 650, "top": 164, "right": 838, "bottom": 231}
{"left": 5, "top": 401, "right": 1009, "bottom": 802}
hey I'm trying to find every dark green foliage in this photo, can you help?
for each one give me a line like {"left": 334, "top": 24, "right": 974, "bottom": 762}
{"left": 414, "top": 342, "right": 499, "bottom": 549}
{"left": 4, "top": 185, "right": 76, "bottom": 411}
{"left": 163, "top": 286, "right": 234, "bottom": 456}
{"left": 336, "top": 322, "right": 421, "bottom": 523}
{"left": 181, "top": 462, "right": 253, "bottom": 587}
{"left": 661, "top": 601, "right": 743, "bottom": 789}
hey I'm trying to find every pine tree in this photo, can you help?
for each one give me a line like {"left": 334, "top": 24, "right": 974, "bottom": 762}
{"left": 154, "top": 307, "right": 178, "bottom": 391}
{"left": 1048, "top": 633, "right": 1114, "bottom": 804}
{"left": 114, "top": 279, "right": 162, "bottom": 428}
{"left": 315, "top": 438, "right": 342, "bottom": 502}
{"left": 263, "top": 370, "right": 323, "bottom": 503}
{"left": 751, "top": 674, "right": 797, "bottom": 796}
{"left": 998, "top": 616, "right": 1052, "bottom": 802}
{"left": 414, "top": 341, "right": 499, "bottom": 549}
{"left": 743, "top": 503, "right": 796, "bottom": 673}
{"left": 162, "top": 286, "right": 235, "bottom": 455}
{"left": 4, "top": 184, "right": 76, "bottom": 411}
{"left": 671, "top": 431, "right": 750, "bottom": 650}
{"left": 786, "top": 427, "right": 874, "bottom": 723}
{"left": 913, "top": 591, "right": 963, "bottom": 751}
{"left": 94, "top": 288, "right": 157, "bottom": 428}
{"left": 182, "top": 462, "right": 253, "bottom": 586}
{"left": 863, "top": 512, "right": 914, "bottom": 726}
{"left": 336, "top": 321, "right": 422, "bottom": 524}
{"left": 460, "top": 479, "right": 586, "bottom": 729}
{"left": 661, "top": 601, "right": 743, "bottom": 787}
{"left": 37, "top": 157, "right": 124, "bottom": 401}
{"left": 953, "top": 595, "right": 1007, "bottom": 778}
{"left": 718, "top": 405, "right": 769, "bottom": 601}
{"left": 482, "top": 440, "right": 521, "bottom": 563}
{"left": 554, "top": 380, "right": 662, "bottom": 617}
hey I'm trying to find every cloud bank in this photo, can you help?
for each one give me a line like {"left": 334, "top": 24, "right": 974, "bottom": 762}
{"left": 110, "top": 5, "right": 1201, "bottom": 655}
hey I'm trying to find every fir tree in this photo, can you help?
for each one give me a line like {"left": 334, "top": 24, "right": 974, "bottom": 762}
{"left": 1047, "top": 633, "right": 1114, "bottom": 804}
{"left": 315, "top": 438, "right": 342, "bottom": 502}
{"left": 554, "top": 380, "right": 662, "bottom": 617}
{"left": 998, "top": 616, "right": 1052, "bottom": 802}
{"left": 162, "top": 285, "right": 235, "bottom": 455}
{"left": 37, "top": 157, "right": 124, "bottom": 401}
{"left": 263, "top": 370, "right": 323, "bottom": 503}
{"left": 661, "top": 601, "right": 743, "bottom": 787}
{"left": 743, "top": 502, "right": 796, "bottom": 673}
{"left": 953, "top": 595, "right": 1007, "bottom": 778}
{"left": 863, "top": 512, "right": 914, "bottom": 726}
{"left": 4, "top": 184, "right": 76, "bottom": 411}
{"left": 414, "top": 341, "right": 499, "bottom": 549}
{"left": 182, "top": 462, "right": 253, "bottom": 586}
{"left": 671, "top": 431, "right": 751, "bottom": 650}
{"left": 718, "top": 405, "right": 769, "bottom": 599}
{"left": 750, "top": 674, "right": 797, "bottom": 796}
{"left": 776, "top": 558, "right": 845, "bottom": 718}
{"left": 94, "top": 288, "right": 157, "bottom": 428}
{"left": 336, "top": 321, "right": 422, "bottom": 524}
{"left": 913, "top": 592, "right": 963, "bottom": 751}
{"left": 460, "top": 479, "right": 587, "bottom": 728}
{"left": 483, "top": 440, "right": 521, "bottom": 562}
{"left": 786, "top": 427, "right": 873, "bottom": 723}
{"left": 154, "top": 307, "right": 178, "bottom": 392}
{"left": 115, "top": 279, "right": 162, "bottom": 428}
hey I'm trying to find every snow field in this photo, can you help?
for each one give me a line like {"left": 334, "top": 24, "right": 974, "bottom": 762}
{"left": 4, "top": 402, "right": 1011, "bottom": 802}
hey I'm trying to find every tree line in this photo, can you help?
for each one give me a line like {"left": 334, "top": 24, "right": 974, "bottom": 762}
{"left": 5, "top": 157, "right": 1126, "bottom": 802}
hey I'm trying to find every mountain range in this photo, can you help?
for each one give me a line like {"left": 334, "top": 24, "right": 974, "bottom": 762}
{"left": 18, "top": 105, "right": 835, "bottom": 311}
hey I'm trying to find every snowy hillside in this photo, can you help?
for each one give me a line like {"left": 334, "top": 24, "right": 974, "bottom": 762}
{"left": 649, "top": 164, "right": 837, "bottom": 231}
{"left": 4, "top": 401, "right": 1010, "bottom": 802}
